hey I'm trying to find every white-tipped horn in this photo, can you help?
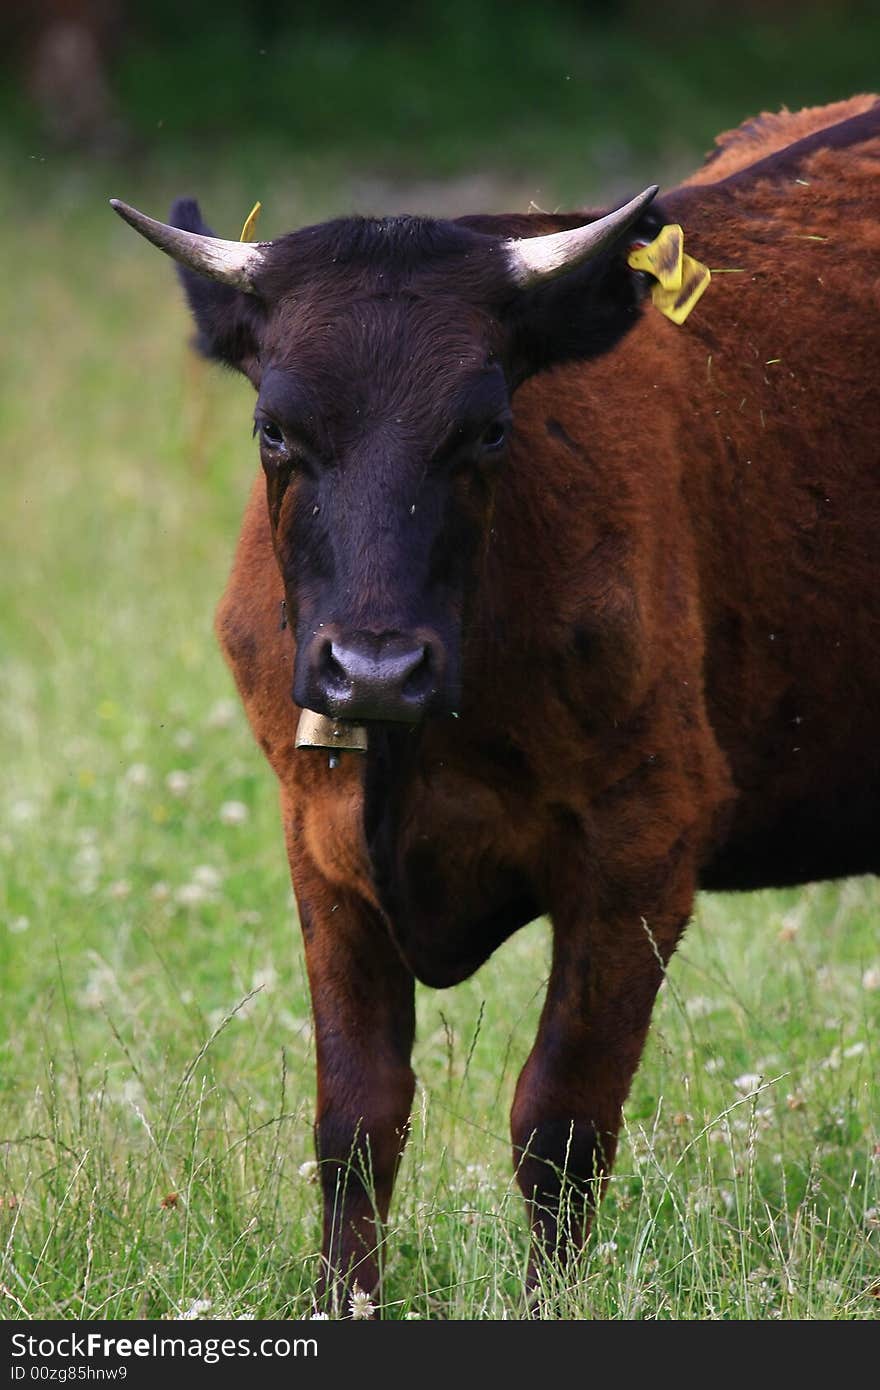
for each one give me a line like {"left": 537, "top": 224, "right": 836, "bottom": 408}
{"left": 506, "top": 185, "right": 659, "bottom": 288}
{"left": 110, "top": 199, "right": 265, "bottom": 291}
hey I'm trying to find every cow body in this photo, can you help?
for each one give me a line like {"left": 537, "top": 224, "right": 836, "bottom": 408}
{"left": 116, "top": 95, "right": 880, "bottom": 1307}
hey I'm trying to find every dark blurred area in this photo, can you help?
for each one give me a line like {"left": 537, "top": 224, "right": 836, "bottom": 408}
{"left": 3, "top": 0, "right": 879, "bottom": 178}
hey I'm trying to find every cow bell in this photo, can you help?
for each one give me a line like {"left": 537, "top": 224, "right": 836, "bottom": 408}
{"left": 295, "top": 709, "right": 368, "bottom": 754}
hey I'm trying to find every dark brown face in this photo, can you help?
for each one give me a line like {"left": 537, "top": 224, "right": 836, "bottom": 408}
{"left": 256, "top": 291, "right": 512, "bottom": 723}
{"left": 126, "top": 193, "right": 663, "bottom": 725}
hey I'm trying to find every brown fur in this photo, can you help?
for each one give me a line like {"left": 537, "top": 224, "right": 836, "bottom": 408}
{"left": 687, "top": 93, "right": 879, "bottom": 182}
{"left": 207, "top": 99, "right": 880, "bottom": 1306}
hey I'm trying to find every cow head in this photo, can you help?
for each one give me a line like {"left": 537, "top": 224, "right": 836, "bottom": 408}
{"left": 112, "top": 188, "right": 660, "bottom": 725}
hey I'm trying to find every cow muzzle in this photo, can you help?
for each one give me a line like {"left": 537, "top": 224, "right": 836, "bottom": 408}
{"left": 297, "top": 627, "right": 446, "bottom": 724}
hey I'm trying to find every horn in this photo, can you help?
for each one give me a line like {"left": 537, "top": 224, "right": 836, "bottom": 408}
{"left": 506, "top": 185, "right": 659, "bottom": 288}
{"left": 109, "top": 199, "right": 265, "bottom": 291}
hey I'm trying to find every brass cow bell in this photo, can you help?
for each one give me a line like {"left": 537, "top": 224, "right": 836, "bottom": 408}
{"left": 295, "top": 709, "right": 368, "bottom": 754}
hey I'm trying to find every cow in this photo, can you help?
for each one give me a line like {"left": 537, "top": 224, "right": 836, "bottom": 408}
{"left": 111, "top": 94, "right": 880, "bottom": 1312}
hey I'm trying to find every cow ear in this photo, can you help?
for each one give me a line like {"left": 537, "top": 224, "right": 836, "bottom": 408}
{"left": 462, "top": 200, "right": 667, "bottom": 383}
{"left": 508, "top": 247, "right": 648, "bottom": 382}
{"left": 170, "top": 198, "right": 266, "bottom": 384}
{"left": 508, "top": 204, "right": 668, "bottom": 382}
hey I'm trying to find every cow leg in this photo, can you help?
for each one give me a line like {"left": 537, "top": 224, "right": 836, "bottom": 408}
{"left": 510, "top": 870, "right": 693, "bottom": 1291}
{"left": 291, "top": 853, "right": 416, "bottom": 1312}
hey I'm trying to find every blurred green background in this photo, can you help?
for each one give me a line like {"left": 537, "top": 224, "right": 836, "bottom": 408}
{"left": 1, "top": 0, "right": 878, "bottom": 1320}
{"left": 6, "top": 0, "right": 880, "bottom": 200}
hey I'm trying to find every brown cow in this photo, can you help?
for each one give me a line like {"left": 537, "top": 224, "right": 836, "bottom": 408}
{"left": 112, "top": 95, "right": 880, "bottom": 1310}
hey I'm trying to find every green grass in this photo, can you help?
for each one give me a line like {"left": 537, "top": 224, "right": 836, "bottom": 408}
{"left": 2, "top": 18, "right": 879, "bottom": 1315}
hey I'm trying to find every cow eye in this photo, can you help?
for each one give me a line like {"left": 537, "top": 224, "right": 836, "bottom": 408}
{"left": 481, "top": 421, "right": 507, "bottom": 453}
{"left": 259, "top": 419, "right": 285, "bottom": 450}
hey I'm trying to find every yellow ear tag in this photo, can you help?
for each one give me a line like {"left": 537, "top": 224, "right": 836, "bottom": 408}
{"left": 239, "top": 201, "right": 262, "bottom": 242}
{"left": 627, "top": 223, "right": 711, "bottom": 325}
{"left": 650, "top": 253, "right": 711, "bottom": 325}
{"left": 627, "top": 223, "right": 683, "bottom": 289}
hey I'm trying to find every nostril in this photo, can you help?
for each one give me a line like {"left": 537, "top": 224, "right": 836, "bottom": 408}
{"left": 402, "top": 645, "right": 432, "bottom": 699}
{"left": 321, "top": 640, "right": 350, "bottom": 691}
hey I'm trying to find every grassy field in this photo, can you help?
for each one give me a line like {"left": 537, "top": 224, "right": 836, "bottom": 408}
{"left": 2, "top": 15, "right": 879, "bottom": 1317}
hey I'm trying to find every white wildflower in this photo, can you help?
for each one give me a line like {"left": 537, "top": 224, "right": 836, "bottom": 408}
{"left": 108, "top": 879, "right": 131, "bottom": 900}
{"left": 174, "top": 866, "right": 222, "bottom": 908}
{"left": 309, "top": 1312, "right": 329, "bottom": 1321}
{"left": 120, "top": 1078, "right": 145, "bottom": 1108}
{"left": 220, "top": 800, "right": 249, "bottom": 826}
{"left": 349, "top": 1285, "right": 375, "bottom": 1320}
{"left": 165, "top": 770, "right": 191, "bottom": 797}
{"left": 733, "top": 1073, "right": 763, "bottom": 1094}
{"left": 8, "top": 916, "right": 30, "bottom": 934}
{"left": 175, "top": 882, "right": 210, "bottom": 908}
{"left": 685, "top": 996, "right": 722, "bottom": 1019}
{"left": 150, "top": 881, "right": 171, "bottom": 901}
{"left": 206, "top": 698, "right": 238, "bottom": 729}
{"left": 818, "top": 1279, "right": 843, "bottom": 1299}
{"left": 298, "top": 1160, "right": 318, "bottom": 1183}
{"left": 125, "top": 763, "right": 151, "bottom": 788}
{"left": 844, "top": 1042, "right": 866, "bottom": 1059}
{"left": 74, "top": 844, "right": 101, "bottom": 873}
{"left": 465, "top": 1162, "right": 491, "bottom": 1188}
{"left": 862, "top": 967, "right": 880, "bottom": 992}
{"left": 193, "top": 864, "right": 222, "bottom": 889}
{"left": 9, "top": 800, "right": 36, "bottom": 825}
{"left": 174, "top": 729, "right": 194, "bottom": 751}
{"left": 79, "top": 962, "right": 118, "bottom": 1010}
{"left": 180, "top": 1297, "right": 212, "bottom": 1320}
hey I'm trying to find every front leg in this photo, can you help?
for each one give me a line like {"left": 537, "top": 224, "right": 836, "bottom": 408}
{"left": 510, "top": 854, "right": 696, "bottom": 1290}
{"left": 290, "top": 845, "right": 416, "bottom": 1312}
